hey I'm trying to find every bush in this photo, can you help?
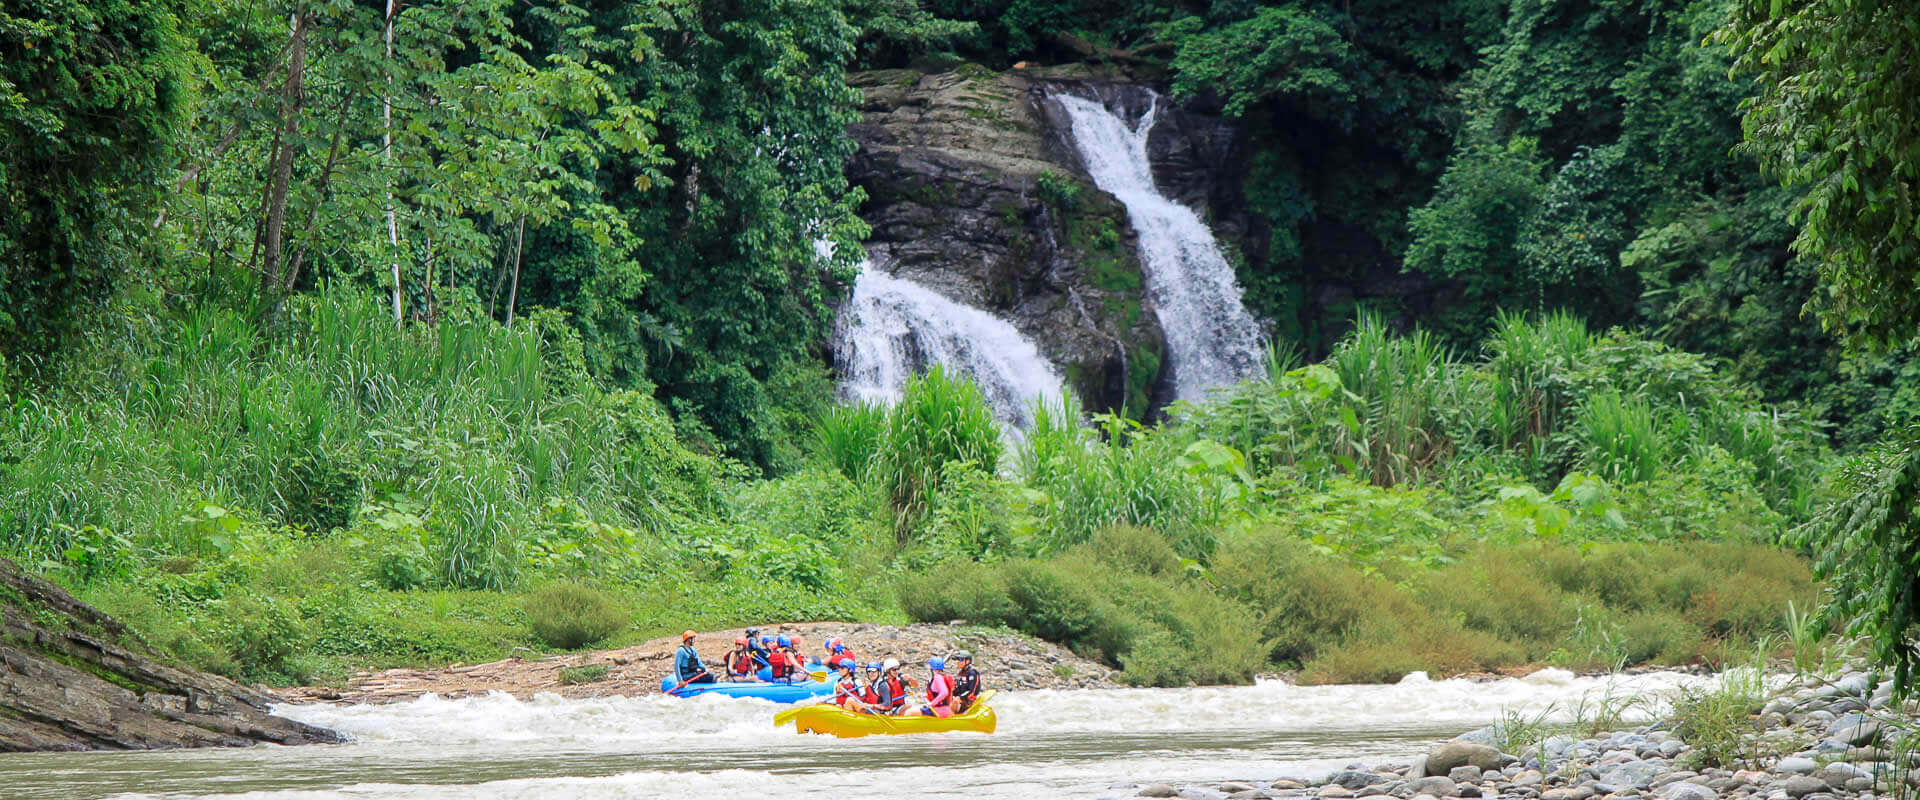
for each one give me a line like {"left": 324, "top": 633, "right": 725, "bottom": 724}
{"left": 216, "top": 595, "right": 312, "bottom": 683}
{"left": 559, "top": 664, "right": 609, "bottom": 684}
{"left": 898, "top": 560, "right": 1017, "bottom": 626}
{"left": 1120, "top": 586, "right": 1266, "bottom": 687}
{"left": 1089, "top": 525, "right": 1180, "bottom": 577}
{"left": 524, "top": 583, "right": 626, "bottom": 649}
{"left": 1418, "top": 547, "right": 1579, "bottom": 651}
{"left": 1211, "top": 528, "right": 1398, "bottom": 664}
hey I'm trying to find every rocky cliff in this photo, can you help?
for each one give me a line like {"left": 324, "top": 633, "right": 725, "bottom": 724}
{"left": 0, "top": 558, "right": 343, "bottom": 751}
{"left": 847, "top": 64, "right": 1252, "bottom": 415}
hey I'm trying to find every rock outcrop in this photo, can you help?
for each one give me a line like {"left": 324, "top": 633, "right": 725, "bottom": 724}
{"left": 848, "top": 64, "right": 1249, "bottom": 415}
{"left": 0, "top": 558, "right": 343, "bottom": 751}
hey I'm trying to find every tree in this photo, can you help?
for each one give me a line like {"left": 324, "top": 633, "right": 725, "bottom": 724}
{"left": 0, "top": 0, "right": 199, "bottom": 363}
{"left": 1720, "top": 0, "right": 1920, "bottom": 691}
{"left": 1719, "top": 0, "right": 1920, "bottom": 350}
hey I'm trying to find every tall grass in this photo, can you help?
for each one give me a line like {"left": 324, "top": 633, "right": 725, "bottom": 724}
{"left": 1185, "top": 312, "right": 1822, "bottom": 507}
{"left": 1016, "top": 402, "right": 1219, "bottom": 556}
{"left": 0, "top": 290, "right": 723, "bottom": 588}
{"left": 866, "top": 367, "right": 1001, "bottom": 538}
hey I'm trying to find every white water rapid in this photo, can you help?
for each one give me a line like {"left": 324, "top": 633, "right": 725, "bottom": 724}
{"left": 834, "top": 260, "right": 1065, "bottom": 429}
{"left": 1054, "top": 93, "right": 1265, "bottom": 403}
{"left": 3, "top": 670, "right": 1718, "bottom": 800}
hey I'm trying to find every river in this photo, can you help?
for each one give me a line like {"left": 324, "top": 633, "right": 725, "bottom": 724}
{"left": 1, "top": 670, "right": 1706, "bottom": 800}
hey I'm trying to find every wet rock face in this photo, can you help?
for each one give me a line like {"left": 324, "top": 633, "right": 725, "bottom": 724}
{"left": 0, "top": 558, "right": 344, "bottom": 751}
{"left": 847, "top": 64, "right": 1245, "bottom": 417}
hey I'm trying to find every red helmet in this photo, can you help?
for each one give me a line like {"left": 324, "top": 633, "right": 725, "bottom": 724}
{"left": 734, "top": 637, "right": 748, "bottom": 646}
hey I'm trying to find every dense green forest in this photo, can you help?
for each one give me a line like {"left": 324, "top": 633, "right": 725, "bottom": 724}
{"left": 3, "top": 0, "right": 1916, "bottom": 687}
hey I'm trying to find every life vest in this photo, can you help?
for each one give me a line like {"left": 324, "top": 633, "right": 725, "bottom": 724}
{"left": 725, "top": 648, "right": 755, "bottom": 675}
{"left": 859, "top": 682, "right": 880, "bottom": 704}
{"left": 769, "top": 651, "right": 794, "bottom": 680}
{"left": 833, "top": 675, "right": 861, "bottom": 706}
{"left": 881, "top": 675, "right": 907, "bottom": 709}
{"left": 925, "top": 672, "right": 956, "bottom": 717}
{"left": 951, "top": 667, "right": 981, "bottom": 712}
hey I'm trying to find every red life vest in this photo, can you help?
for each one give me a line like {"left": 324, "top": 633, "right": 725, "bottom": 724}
{"left": 769, "top": 651, "right": 794, "bottom": 680}
{"left": 726, "top": 649, "right": 754, "bottom": 675}
{"left": 859, "top": 680, "right": 880, "bottom": 704}
{"left": 833, "top": 675, "right": 861, "bottom": 706}
{"left": 926, "top": 672, "right": 954, "bottom": 704}
{"left": 882, "top": 675, "right": 907, "bottom": 709}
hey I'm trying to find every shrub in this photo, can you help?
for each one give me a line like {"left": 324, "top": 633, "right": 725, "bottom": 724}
{"left": 1089, "top": 525, "right": 1180, "bottom": 577}
{"left": 524, "top": 583, "right": 626, "bottom": 649}
{"left": 1418, "top": 547, "right": 1579, "bottom": 651}
{"left": 1671, "top": 667, "right": 1768, "bottom": 768}
{"left": 1211, "top": 528, "right": 1399, "bottom": 665}
{"left": 1120, "top": 585, "right": 1266, "bottom": 687}
{"left": 216, "top": 595, "right": 312, "bottom": 683}
{"left": 559, "top": 664, "right": 609, "bottom": 684}
{"left": 898, "top": 560, "right": 1017, "bottom": 626}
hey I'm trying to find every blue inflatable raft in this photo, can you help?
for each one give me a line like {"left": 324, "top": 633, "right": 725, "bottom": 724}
{"left": 659, "top": 676, "right": 834, "bottom": 703}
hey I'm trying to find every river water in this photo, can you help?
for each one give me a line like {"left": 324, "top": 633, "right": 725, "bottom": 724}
{"left": 1, "top": 670, "right": 1705, "bottom": 800}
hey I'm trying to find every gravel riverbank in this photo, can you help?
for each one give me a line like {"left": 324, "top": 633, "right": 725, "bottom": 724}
{"left": 277, "top": 621, "right": 1120, "bottom": 704}
{"left": 1113, "top": 671, "right": 1918, "bottom": 800}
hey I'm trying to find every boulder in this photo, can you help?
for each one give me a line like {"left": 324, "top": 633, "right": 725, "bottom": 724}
{"left": 1450, "top": 767, "right": 1485, "bottom": 783}
{"left": 1599, "top": 761, "right": 1669, "bottom": 789}
{"left": 0, "top": 558, "right": 342, "bottom": 751}
{"left": 1140, "top": 785, "right": 1180, "bottom": 798}
{"left": 1407, "top": 777, "right": 1457, "bottom": 796}
{"left": 1831, "top": 722, "right": 1884, "bottom": 747}
{"left": 1542, "top": 788, "right": 1596, "bottom": 800}
{"left": 1662, "top": 783, "right": 1716, "bottom": 800}
{"left": 1427, "top": 741, "right": 1506, "bottom": 776}
{"left": 1772, "top": 758, "right": 1818, "bottom": 775}
{"left": 1325, "top": 771, "right": 1389, "bottom": 790}
{"left": 1779, "top": 777, "right": 1828, "bottom": 799}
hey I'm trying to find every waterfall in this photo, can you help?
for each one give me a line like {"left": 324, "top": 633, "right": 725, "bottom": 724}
{"left": 1053, "top": 93, "right": 1264, "bottom": 403}
{"left": 834, "top": 260, "right": 1065, "bottom": 429}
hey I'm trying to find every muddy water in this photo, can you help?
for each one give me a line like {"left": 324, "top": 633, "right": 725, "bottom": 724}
{"left": 0, "top": 670, "right": 1705, "bottom": 800}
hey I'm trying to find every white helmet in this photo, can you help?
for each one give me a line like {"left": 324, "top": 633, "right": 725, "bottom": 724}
{"left": 883, "top": 658, "right": 901, "bottom": 671}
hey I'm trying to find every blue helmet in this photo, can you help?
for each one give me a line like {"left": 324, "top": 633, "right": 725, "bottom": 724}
{"left": 776, "top": 635, "right": 791, "bottom": 647}
{"left": 928, "top": 657, "right": 946, "bottom": 671}
{"left": 865, "top": 662, "right": 880, "bottom": 672}
{"left": 760, "top": 636, "right": 773, "bottom": 645}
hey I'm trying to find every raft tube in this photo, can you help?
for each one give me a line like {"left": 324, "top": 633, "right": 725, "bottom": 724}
{"left": 774, "top": 693, "right": 997, "bottom": 737}
{"left": 660, "top": 676, "right": 834, "bottom": 703}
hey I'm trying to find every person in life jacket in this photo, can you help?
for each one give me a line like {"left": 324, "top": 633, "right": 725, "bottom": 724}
{"left": 723, "top": 637, "right": 756, "bottom": 681}
{"left": 874, "top": 658, "right": 910, "bottom": 715}
{"left": 789, "top": 635, "right": 813, "bottom": 675}
{"left": 781, "top": 637, "right": 813, "bottom": 679}
{"left": 767, "top": 635, "right": 800, "bottom": 682}
{"left": 949, "top": 650, "right": 982, "bottom": 713}
{"left": 825, "top": 637, "right": 855, "bottom": 663}
{"left": 745, "top": 628, "right": 771, "bottom": 668}
{"left": 829, "top": 657, "right": 871, "bottom": 712}
{"left": 859, "top": 662, "right": 883, "bottom": 708}
{"left": 671, "top": 630, "right": 715, "bottom": 690}
{"left": 916, "top": 658, "right": 957, "bottom": 717}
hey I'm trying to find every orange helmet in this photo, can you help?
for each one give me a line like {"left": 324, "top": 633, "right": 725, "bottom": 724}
{"left": 734, "top": 637, "right": 748, "bottom": 646}
{"left": 681, "top": 630, "right": 696, "bottom": 642}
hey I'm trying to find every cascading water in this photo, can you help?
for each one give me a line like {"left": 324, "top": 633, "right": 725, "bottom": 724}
{"left": 1054, "top": 93, "right": 1265, "bottom": 403}
{"left": 834, "top": 260, "right": 1065, "bottom": 429}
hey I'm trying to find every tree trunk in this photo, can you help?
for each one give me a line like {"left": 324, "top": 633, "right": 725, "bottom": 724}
{"left": 260, "top": 10, "right": 311, "bottom": 304}
{"left": 383, "top": 0, "right": 402, "bottom": 325}
{"left": 505, "top": 215, "right": 527, "bottom": 326}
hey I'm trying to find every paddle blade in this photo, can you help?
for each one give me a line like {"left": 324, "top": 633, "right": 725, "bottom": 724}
{"left": 773, "top": 707, "right": 803, "bottom": 727}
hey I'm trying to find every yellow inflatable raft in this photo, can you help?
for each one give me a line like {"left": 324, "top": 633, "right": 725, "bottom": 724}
{"left": 773, "top": 692, "right": 997, "bottom": 737}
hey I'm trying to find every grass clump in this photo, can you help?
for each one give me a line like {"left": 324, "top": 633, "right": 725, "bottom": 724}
{"left": 1671, "top": 666, "right": 1769, "bottom": 768}
{"left": 525, "top": 584, "right": 626, "bottom": 650}
{"left": 559, "top": 664, "right": 610, "bottom": 685}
